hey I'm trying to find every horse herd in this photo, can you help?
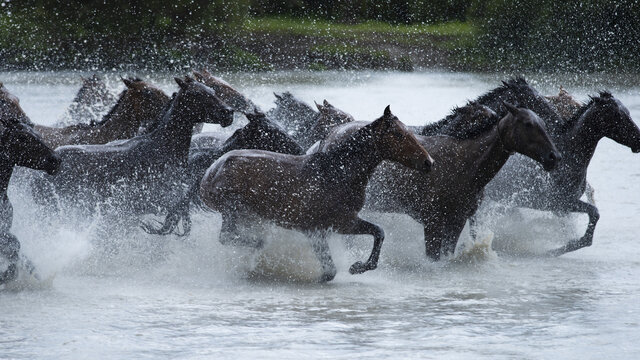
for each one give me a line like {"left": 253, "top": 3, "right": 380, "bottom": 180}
{"left": 0, "top": 71, "right": 638, "bottom": 284}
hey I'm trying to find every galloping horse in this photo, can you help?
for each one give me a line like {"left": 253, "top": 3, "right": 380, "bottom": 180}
{"left": 35, "top": 78, "right": 170, "bottom": 149}
{"left": 200, "top": 106, "right": 433, "bottom": 281}
{"left": 143, "top": 110, "right": 304, "bottom": 235}
{"left": 0, "top": 85, "right": 60, "bottom": 284}
{"left": 34, "top": 76, "right": 233, "bottom": 214}
{"left": 482, "top": 91, "right": 640, "bottom": 255}
{"left": 317, "top": 102, "right": 560, "bottom": 260}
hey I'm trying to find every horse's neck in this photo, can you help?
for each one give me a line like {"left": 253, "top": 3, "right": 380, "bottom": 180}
{"left": 463, "top": 127, "right": 511, "bottom": 190}
{"left": 148, "top": 99, "right": 195, "bottom": 160}
{"left": 320, "top": 130, "right": 382, "bottom": 188}
{"left": 99, "top": 104, "right": 139, "bottom": 137}
{"left": 556, "top": 108, "right": 602, "bottom": 182}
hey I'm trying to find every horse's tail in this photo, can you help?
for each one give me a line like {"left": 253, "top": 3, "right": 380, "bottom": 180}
{"left": 141, "top": 181, "right": 201, "bottom": 236}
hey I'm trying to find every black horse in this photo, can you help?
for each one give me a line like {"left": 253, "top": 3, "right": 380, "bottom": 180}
{"left": 480, "top": 91, "right": 640, "bottom": 255}
{"left": 33, "top": 76, "right": 233, "bottom": 215}
{"left": 0, "top": 85, "right": 60, "bottom": 284}
{"left": 143, "top": 110, "right": 304, "bottom": 235}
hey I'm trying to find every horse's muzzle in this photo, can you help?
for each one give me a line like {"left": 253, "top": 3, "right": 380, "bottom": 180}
{"left": 542, "top": 151, "right": 561, "bottom": 171}
{"left": 44, "top": 154, "right": 62, "bottom": 175}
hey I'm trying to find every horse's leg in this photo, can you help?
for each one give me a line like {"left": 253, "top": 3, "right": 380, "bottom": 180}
{"left": 219, "top": 212, "right": 264, "bottom": 248}
{"left": 547, "top": 200, "right": 600, "bottom": 257}
{"left": 309, "top": 233, "right": 336, "bottom": 282}
{"left": 0, "top": 233, "right": 20, "bottom": 284}
{"left": 337, "top": 218, "right": 384, "bottom": 275}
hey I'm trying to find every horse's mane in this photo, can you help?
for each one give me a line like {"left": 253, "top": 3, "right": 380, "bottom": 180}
{"left": 558, "top": 91, "right": 613, "bottom": 132}
{"left": 421, "top": 102, "right": 502, "bottom": 139}
{"left": 421, "top": 77, "right": 563, "bottom": 138}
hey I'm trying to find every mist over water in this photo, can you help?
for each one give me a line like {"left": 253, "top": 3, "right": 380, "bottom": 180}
{"left": 1, "top": 71, "right": 640, "bottom": 359}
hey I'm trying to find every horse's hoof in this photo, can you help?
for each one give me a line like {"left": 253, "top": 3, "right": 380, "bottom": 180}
{"left": 349, "top": 261, "right": 374, "bottom": 275}
{"left": 319, "top": 270, "right": 336, "bottom": 283}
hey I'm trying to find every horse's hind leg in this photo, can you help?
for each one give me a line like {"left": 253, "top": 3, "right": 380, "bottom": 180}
{"left": 547, "top": 200, "right": 600, "bottom": 257}
{"left": 337, "top": 218, "right": 384, "bottom": 275}
{"left": 309, "top": 233, "right": 336, "bottom": 282}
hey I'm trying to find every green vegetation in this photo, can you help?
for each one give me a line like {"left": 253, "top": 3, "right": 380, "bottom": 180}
{"left": 0, "top": 0, "right": 637, "bottom": 72}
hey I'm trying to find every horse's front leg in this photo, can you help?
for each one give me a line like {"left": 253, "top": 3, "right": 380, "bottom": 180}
{"left": 308, "top": 232, "right": 336, "bottom": 282}
{"left": 337, "top": 218, "right": 384, "bottom": 275}
{"left": 547, "top": 200, "right": 600, "bottom": 257}
{"left": 219, "top": 212, "right": 264, "bottom": 248}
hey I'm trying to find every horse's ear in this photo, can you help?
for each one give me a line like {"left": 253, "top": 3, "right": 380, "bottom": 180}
{"left": 193, "top": 71, "right": 204, "bottom": 81}
{"left": 315, "top": 101, "right": 324, "bottom": 112}
{"left": 274, "top": 92, "right": 282, "bottom": 101}
{"left": 384, "top": 105, "right": 392, "bottom": 118}
{"left": 122, "top": 77, "right": 135, "bottom": 89}
{"left": 323, "top": 99, "right": 330, "bottom": 107}
{"left": 175, "top": 77, "right": 189, "bottom": 90}
{"left": 201, "top": 68, "right": 211, "bottom": 76}
{"left": 503, "top": 101, "right": 519, "bottom": 115}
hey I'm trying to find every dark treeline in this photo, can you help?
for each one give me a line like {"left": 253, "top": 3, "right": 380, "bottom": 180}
{"left": 1, "top": 0, "right": 638, "bottom": 71}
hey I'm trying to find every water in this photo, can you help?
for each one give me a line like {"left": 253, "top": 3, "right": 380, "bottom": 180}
{"left": 1, "top": 71, "right": 639, "bottom": 359}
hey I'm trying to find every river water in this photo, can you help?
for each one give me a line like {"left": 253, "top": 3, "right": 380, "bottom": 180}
{"left": 0, "top": 71, "right": 639, "bottom": 359}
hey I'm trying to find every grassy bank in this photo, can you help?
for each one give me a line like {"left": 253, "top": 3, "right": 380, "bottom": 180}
{"left": 0, "top": 15, "right": 478, "bottom": 72}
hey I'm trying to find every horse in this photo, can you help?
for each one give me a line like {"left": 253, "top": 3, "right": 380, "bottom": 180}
{"left": 199, "top": 106, "right": 433, "bottom": 281}
{"left": 481, "top": 91, "right": 640, "bottom": 256}
{"left": 267, "top": 91, "right": 318, "bottom": 139}
{"left": 302, "top": 99, "right": 355, "bottom": 149}
{"left": 192, "top": 69, "right": 260, "bottom": 114}
{"left": 546, "top": 87, "right": 582, "bottom": 121}
{"left": 316, "top": 102, "right": 560, "bottom": 260}
{"left": 142, "top": 110, "right": 303, "bottom": 235}
{"left": 0, "top": 85, "right": 61, "bottom": 284}
{"left": 33, "top": 76, "right": 234, "bottom": 215}
{"left": 34, "top": 77, "right": 170, "bottom": 149}
{"left": 57, "top": 74, "right": 117, "bottom": 126}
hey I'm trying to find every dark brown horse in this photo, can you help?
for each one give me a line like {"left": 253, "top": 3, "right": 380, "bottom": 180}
{"left": 200, "top": 106, "right": 433, "bottom": 281}
{"left": 35, "top": 78, "right": 170, "bottom": 149}
{"left": 57, "top": 74, "right": 117, "bottom": 126}
{"left": 142, "top": 110, "right": 304, "bottom": 235}
{"left": 34, "top": 76, "right": 233, "bottom": 214}
{"left": 481, "top": 91, "right": 640, "bottom": 256}
{"left": 317, "top": 102, "right": 560, "bottom": 260}
{"left": 0, "top": 85, "right": 60, "bottom": 284}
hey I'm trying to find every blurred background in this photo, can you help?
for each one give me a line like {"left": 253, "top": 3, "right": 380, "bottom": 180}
{"left": 1, "top": 0, "right": 638, "bottom": 72}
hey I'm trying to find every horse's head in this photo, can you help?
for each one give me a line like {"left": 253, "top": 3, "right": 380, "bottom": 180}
{"left": 315, "top": 100, "right": 355, "bottom": 127}
{"left": 0, "top": 83, "right": 33, "bottom": 126}
{"left": 118, "top": 77, "right": 170, "bottom": 130}
{"left": 581, "top": 92, "right": 640, "bottom": 153}
{"left": 371, "top": 106, "right": 433, "bottom": 173}
{"left": 498, "top": 102, "right": 561, "bottom": 171}
{"left": 222, "top": 111, "right": 303, "bottom": 155}
{"left": 500, "top": 77, "right": 564, "bottom": 129}
{"left": 0, "top": 118, "right": 60, "bottom": 175}
{"left": 175, "top": 76, "right": 234, "bottom": 127}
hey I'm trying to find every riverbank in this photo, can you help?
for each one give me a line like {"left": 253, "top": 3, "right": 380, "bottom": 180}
{"left": 0, "top": 17, "right": 478, "bottom": 72}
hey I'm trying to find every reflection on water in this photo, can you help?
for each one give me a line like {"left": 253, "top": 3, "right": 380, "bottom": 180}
{"left": 0, "top": 71, "right": 639, "bottom": 359}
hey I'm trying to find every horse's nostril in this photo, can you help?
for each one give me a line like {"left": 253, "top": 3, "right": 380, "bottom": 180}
{"left": 424, "top": 159, "right": 432, "bottom": 171}
{"left": 548, "top": 152, "right": 557, "bottom": 162}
